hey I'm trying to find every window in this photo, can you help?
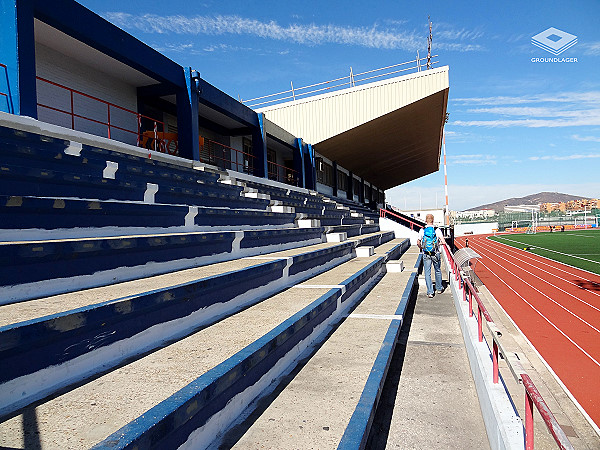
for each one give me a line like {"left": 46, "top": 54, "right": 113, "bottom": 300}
{"left": 353, "top": 178, "right": 360, "bottom": 196}
{"left": 316, "top": 158, "right": 334, "bottom": 187}
{"left": 337, "top": 171, "right": 348, "bottom": 192}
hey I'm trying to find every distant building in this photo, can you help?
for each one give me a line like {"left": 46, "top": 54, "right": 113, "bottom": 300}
{"left": 401, "top": 208, "right": 446, "bottom": 226}
{"left": 540, "top": 199, "right": 600, "bottom": 213}
{"left": 453, "top": 209, "right": 496, "bottom": 220}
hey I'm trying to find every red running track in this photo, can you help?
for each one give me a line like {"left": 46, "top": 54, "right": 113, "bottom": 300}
{"left": 455, "top": 234, "right": 600, "bottom": 429}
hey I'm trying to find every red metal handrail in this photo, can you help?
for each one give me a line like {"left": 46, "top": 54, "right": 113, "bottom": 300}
{"left": 379, "top": 208, "right": 425, "bottom": 231}
{"left": 35, "top": 76, "right": 172, "bottom": 154}
{"left": 267, "top": 159, "right": 299, "bottom": 186}
{"left": 441, "top": 240, "right": 574, "bottom": 449}
{"left": 200, "top": 137, "right": 255, "bottom": 175}
{"left": 0, "top": 63, "right": 9, "bottom": 111}
{"left": 522, "top": 374, "right": 574, "bottom": 450}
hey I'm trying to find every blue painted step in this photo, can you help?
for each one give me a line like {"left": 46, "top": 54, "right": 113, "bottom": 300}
{"left": 0, "top": 242, "right": 356, "bottom": 418}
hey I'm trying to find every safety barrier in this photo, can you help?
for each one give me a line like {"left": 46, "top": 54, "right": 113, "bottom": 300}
{"left": 200, "top": 137, "right": 255, "bottom": 175}
{"left": 36, "top": 76, "right": 171, "bottom": 152}
{"left": 242, "top": 56, "right": 440, "bottom": 108}
{"left": 379, "top": 208, "right": 426, "bottom": 231}
{"left": 441, "top": 242, "right": 574, "bottom": 450}
{"left": 0, "top": 63, "right": 11, "bottom": 114}
{"left": 268, "top": 158, "right": 300, "bottom": 186}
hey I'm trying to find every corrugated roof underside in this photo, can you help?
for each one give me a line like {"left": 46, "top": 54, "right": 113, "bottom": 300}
{"left": 314, "top": 88, "right": 449, "bottom": 190}
{"left": 260, "top": 67, "right": 449, "bottom": 145}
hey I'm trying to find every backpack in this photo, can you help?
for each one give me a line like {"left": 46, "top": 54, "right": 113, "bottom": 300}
{"left": 422, "top": 227, "right": 439, "bottom": 255}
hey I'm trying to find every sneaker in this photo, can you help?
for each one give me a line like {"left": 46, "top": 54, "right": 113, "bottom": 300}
{"left": 437, "top": 290, "right": 444, "bottom": 294}
{"left": 427, "top": 293, "right": 434, "bottom": 298}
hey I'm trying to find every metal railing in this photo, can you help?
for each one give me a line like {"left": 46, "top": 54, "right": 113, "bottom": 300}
{"left": 35, "top": 76, "right": 172, "bottom": 154}
{"left": 267, "top": 159, "right": 299, "bottom": 186}
{"left": 200, "top": 137, "right": 255, "bottom": 175}
{"left": 442, "top": 242, "right": 574, "bottom": 450}
{"left": 1, "top": 63, "right": 12, "bottom": 114}
{"left": 379, "top": 208, "right": 426, "bottom": 231}
{"left": 242, "top": 55, "right": 439, "bottom": 108}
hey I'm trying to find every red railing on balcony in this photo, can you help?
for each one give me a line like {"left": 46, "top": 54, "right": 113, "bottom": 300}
{"left": 35, "top": 76, "right": 172, "bottom": 154}
{"left": 268, "top": 159, "right": 299, "bottom": 186}
{"left": 1, "top": 63, "right": 12, "bottom": 114}
{"left": 200, "top": 137, "right": 255, "bottom": 175}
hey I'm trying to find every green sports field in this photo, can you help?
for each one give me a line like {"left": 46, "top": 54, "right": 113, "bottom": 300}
{"left": 488, "top": 229, "right": 600, "bottom": 275}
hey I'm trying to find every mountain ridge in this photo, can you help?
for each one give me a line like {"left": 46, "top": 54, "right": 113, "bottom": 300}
{"left": 465, "top": 192, "right": 591, "bottom": 212}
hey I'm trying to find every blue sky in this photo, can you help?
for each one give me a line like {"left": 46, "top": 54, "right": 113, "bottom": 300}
{"left": 79, "top": 0, "right": 600, "bottom": 211}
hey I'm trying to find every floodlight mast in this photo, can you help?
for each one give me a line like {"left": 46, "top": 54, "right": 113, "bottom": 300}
{"left": 427, "top": 16, "right": 433, "bottom": 70}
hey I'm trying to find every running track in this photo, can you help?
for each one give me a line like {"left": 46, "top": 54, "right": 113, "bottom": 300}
{"left": 454, "top": 234, "right": 600, "bottom": 429}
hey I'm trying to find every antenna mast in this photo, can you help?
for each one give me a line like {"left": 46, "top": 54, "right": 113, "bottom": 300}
{"left": 427, "top": 16, "right": 433, "bottom": 70}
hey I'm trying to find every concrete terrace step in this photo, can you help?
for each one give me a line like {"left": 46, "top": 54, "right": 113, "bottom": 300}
{"left": 226, "top": 252, "right": 419, "bottom": 449}
{"left": 0, "top": 238, "right": 405, "bottom": 449}
{"left": 0, "top": 195, "right": 297, "bottom": 240}
{"left": 0, "top": 125, "right": 222, "bottom": 186}
{"left": 0, "top": 227, "right": 325, "bottom": 303}
{"left": 0, "top": 163, "right": 271, "bottom": 210}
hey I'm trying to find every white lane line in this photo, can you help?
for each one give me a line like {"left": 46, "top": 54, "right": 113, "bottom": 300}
{"left": 472, "top": 243, "right": 600, "bottom": 334}
{"left": 493, "top": 235, "right": 600, "bottom": 266}
{"left": 479, "top": 260, "right": 600, "bottom": 369}
{"left": 475, "top": 238, "right": 600, "bottom": 304}
{"left": 484, "top": 236, "right": 600, "bottom": 286}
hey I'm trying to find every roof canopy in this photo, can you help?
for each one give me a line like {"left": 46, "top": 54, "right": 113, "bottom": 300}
{"left": 258, "top": 66, "right": 449, "bottom": 190}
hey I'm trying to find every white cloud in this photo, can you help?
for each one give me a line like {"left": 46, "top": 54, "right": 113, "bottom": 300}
{"left": 529, "top": 153, "right": 600, "bottom": 161}
{"left": 453, "top": 92, "right": 600, "bottom": 106}
{"left": 580, "top": 42, "right": 600, "bottom": 56}
{"left": 448, "top": 154, "right": 497, "bottom": 165}
{"left": 572, "top": 134, "right": 600, "bottom": 143}
{"left": 102, "top": 12, "right": 484, "bottom": 52}
{"left": 452, "top": 92, "right": 600, "bottom": 128}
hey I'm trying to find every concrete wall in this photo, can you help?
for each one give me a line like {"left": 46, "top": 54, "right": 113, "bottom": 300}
{"left": 35, "top": 43, "right": 138, "bottom": 146}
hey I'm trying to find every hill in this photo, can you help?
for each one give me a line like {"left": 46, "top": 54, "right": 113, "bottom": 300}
{"left": 466, "top": 192, "right": 590, "bottom": 212}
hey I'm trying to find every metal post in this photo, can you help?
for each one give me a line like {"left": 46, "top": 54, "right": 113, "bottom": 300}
{"left": 70, "top": 91, "right": 75, "bottom": 130}
{"left": 291, "top": 81, "right": 296, "bottom": 101}
{"left": 525, "top": 390, "right": 534, "bottom": 450}
{"left": 469, "top": 291, "right": 473, "bottom": 317}
{"left": 107, "top": 105, "right": 111, "bottom": 139}
{"left": 492, "top": 340, "right": 499, "bottom": 383}
{"left": 478, "top": 307, "right": 483, "bottom": 342}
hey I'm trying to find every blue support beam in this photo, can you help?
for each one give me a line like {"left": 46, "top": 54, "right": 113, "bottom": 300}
{"left": 197, "top": 78, "right": 259, "bottom": 129}
{"left": 304, "top": 144, "right": 316, "bottom": 190}
{"left": 1, "top": 0, "right": 36, "bottom": 116}
{"left": 359, "top": 178, "right": 365, "bottom": 204}
{"left": 178, "top": 68, "right": 200, "bottom": 161}
{"left": 252, "top": 113, "right": 268, "bottom": 178}
{"left": 294, "top": 138, "right": 305, "bottom": 188}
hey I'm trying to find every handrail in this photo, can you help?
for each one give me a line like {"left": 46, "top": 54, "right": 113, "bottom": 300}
{"left": 379, "top": 208, "right": 425, "bottom": 231}
{"left": 0, "top": 63, "right": 12, "bottom": 114}
{"left": 201, "top": 137, "right": 255, "bottom": 175}
{"left": 242, "top": 56, "right": 439, "bottom": 108}
{"left": 267, "top": 159, "right": 299, "bottom": 186}
{"left": 35, "top": 76, "right": 171, "bottom": 154}
{"left": 442, "top": 240, "right": 574, "bottom": 449}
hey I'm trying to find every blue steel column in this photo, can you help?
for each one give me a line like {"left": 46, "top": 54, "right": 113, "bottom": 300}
{"left": 303, "top": 144, "right": 316, "bottom": 190}
{"left": 177, "top": 67, "right": 200, "bottom": 161}
{"left": 252, "top": 113, "right": 268, "bottom": 178}
{"left": 332, "top": 161, "right": 338, "bottom": 197}
{"left": 1, "top": 0, "right": 36, "bottom": 116}
{"left": 347, "top": 171, "right": 354, "bottom": 200}
{"left": 359, "top": 178, "right": 365, "bottom": 204}
{"left": 294, "top": 138, "right": 305, "bottom": 188}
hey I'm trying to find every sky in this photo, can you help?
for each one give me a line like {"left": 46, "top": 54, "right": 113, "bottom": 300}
{"left": 78, "top": 0, "right": 600, "bottom": 211}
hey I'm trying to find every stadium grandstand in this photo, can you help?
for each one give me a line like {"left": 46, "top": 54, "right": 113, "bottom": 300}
{"left": 1, "top": 1, "right": 597, "bottom": 449}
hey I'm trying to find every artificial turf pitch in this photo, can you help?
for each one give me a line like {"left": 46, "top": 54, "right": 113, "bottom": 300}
{"left": 488, "top": 229, "right": 600, "bottom": 275}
